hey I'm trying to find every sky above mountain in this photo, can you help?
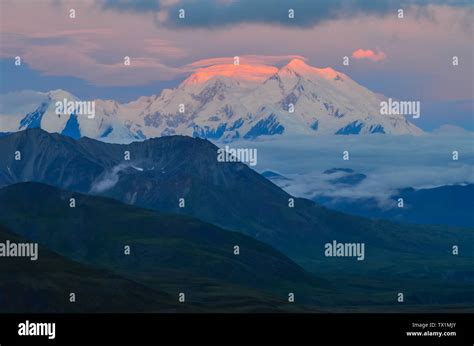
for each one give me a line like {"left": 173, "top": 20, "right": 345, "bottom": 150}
{"left": 0, "top": 0, "right": 472, "bottom": 130}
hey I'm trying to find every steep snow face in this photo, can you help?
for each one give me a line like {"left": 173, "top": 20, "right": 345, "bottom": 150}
{"left": 0, "top": 59, "right": 423, "bottom": 142}
{"left": 244, "top": 59, "right": 422, "bottom": 136}
{"left": 0, "top": 90, "right": 141, "bottom": 143}
{"left": 0, "top": 90, "right": 78, "bottom": 134}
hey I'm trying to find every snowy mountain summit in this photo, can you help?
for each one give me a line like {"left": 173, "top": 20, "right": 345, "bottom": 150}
{"left": 0, "top": 59, "right": 422, "bottom": 142}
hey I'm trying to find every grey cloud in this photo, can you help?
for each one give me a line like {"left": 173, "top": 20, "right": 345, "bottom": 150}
{"left": 100, "top": 0, "right": 473, "bottom": 29}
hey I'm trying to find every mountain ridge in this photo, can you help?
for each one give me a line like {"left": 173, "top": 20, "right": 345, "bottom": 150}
{"left": 1, "top": 129, "right": 471, "bottom": 275}
{"left": 0, "top": 59, "right": 422, "bottom": 142}
{"left": 0, "top": 181, "right": 326, "bottom": 311}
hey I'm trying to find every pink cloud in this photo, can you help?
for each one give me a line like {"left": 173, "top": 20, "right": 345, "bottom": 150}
{"left": 351, "top": 49, "right": 387, "bottom": 62}
{"left": 186, "top": 55, "right": 307, "bottom": 69}
{"left": 1, "top": 29, "right": 185, "bottom": 86}
{"left": 143, "top": 38, "right": 188, "bottom": 58}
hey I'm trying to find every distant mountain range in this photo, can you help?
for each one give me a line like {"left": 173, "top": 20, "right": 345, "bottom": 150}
{"left": 314, "top": 183, "right": 474, "bottom": 228}
{"left": 262, "top": 168, "right": 474, "bottom": 228}
{"left": 0, "top": 59, "right": 422, "bottom": 143}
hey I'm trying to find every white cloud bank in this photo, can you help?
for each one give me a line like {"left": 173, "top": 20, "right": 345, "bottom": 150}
{"left": 232, "top": 132, "right": 474, "bottom": 206}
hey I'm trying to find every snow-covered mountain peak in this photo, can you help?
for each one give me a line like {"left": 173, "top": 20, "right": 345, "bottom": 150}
{"left": 181, "top": 63, "right": 278, "bottom": 87}
{"left": 279, "top": 58, "right": 344, "bottom": 81}
{"left": 1, "top": 58, "right": 424, "bottom": 142}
